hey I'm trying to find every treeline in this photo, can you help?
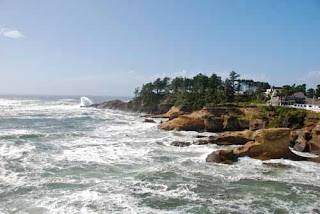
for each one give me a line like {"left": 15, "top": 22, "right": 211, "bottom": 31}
{"left": 281, "top": 84, "right": 320, "bottom": 98}
{"left": 134, "top": 71, "right": 270, "bottom": 112}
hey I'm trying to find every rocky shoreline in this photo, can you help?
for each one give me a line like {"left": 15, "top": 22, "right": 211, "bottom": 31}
{"left": 90, "top": 100, "right": 320, "bottom": 164}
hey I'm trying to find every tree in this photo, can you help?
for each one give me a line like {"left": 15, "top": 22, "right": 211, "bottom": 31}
{"left": 134, "top": 87, "right": 140, "bottom": 98}
{"left": 316, "top": 85, "right": 320, "bottom": 98}
{"left": 307, "top": 88, "right": 315, "bottom": 98}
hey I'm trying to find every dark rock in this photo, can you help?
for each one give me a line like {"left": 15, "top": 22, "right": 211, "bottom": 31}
{"left": 171, "top": 141, "right": 191, "bottom": 147}
{"left": 206, "top": 149, "right": 238, "bottom": 164}
{"left": 144, "top": 119, "right": 156, "bottom": 123}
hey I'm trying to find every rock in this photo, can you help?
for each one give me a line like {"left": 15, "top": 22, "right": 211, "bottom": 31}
{"left": 195, "top": 135, "right": 207, "bottom": 138}
{"left": 171, "top": 141, "right": 191, "bottom": 147}
{"left": 293, "top": 135, "right": 309, "bottom": 152}
{"left": 251, "top": 128, "right": 293, "bottom": 160}
{"left": 158, "top": 116, "right": 205, "bottom": 131}
{"left": 144, "top": 119, "right": 156, "bottom": 123}
{"left": 205, "top": 149, "right": 238, "bottom": 164}
{"left": 204, "top": 117, "right": 224, "bottom": 132}
{"left": 309, "top": 122, "right": 320, "bottom": 155}
{"left": 223, "top": 116, "right": 249, "bottom": 131}
{"left": 206, "top": 128, "right": 304, "bottom": 164}
{"left": 249, "top": 119, "right": 265, "bottom": 131}
{"left": 207, "top": 130, "right": 255, "bottom": 145}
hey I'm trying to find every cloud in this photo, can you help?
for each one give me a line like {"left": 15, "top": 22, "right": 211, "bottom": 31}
{"left": 0, "top": 27, "right": 24, "bottom": 38}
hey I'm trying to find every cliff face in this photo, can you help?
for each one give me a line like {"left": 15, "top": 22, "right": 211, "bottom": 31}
{"left": 158, "top": 106, "right": 260, "bottom": 133}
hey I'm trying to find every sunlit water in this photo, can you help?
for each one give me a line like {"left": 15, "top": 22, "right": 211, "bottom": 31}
{"left": 1, "top": 96, "right": 320, "bottom": 214}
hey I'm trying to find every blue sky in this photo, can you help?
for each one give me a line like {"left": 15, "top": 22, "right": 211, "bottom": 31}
{"left": 1, "top": 0, "right": 320, "bottom": 96}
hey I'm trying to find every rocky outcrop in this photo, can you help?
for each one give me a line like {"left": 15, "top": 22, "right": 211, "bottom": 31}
{"left": 206, "top": 128, "right": 305, "bottom": 164}
{"left": 289, "top": 121, "right": 320, "bottom": 154}
{"left": 91, "top": 100, "right": 129, "bottom": 110}
{"left": 159, "top": 115, "right": 205, "bottom": 131}
{"left": 159, "top": 108, "right": 250, "bottom": 132}
{"left": 309, "top": 122, "right": 320, "bottom": 154}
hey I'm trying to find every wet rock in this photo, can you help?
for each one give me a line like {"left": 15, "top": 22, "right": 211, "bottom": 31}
{"left": 206, "top": 149, "right": 238, "bottom": 164}
{"left": 171, "top": 141, "right": 191, "bottom": 147}
{"left": 195, "top": 135, "right": 207, "bottom": 138}
{"left": 144, "top": 119, "right": 156, "bottom": 123}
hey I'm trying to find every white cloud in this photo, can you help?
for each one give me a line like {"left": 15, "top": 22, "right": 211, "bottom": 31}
{"left": 0, "top": 27, "right": 24, "bottom": 38}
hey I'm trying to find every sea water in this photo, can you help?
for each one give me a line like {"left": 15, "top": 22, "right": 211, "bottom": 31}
{"left": 1, "top": 95, "right": 320, "bottom": 214}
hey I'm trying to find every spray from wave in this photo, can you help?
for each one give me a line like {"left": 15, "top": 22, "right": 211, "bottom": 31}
{"left": 80, "top": 97, "right": 94, "bottom": 107}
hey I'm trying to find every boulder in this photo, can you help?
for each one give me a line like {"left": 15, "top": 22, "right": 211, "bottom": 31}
{"left": 205, "top": 149, "right": 238, "bottom": 164}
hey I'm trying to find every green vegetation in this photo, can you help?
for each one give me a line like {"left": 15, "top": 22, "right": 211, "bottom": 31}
{"left": 259, "top": 106, "right": 307, "bottom": 129}
{"left": 134, "top": 72, "right": 270, "bottom": 112}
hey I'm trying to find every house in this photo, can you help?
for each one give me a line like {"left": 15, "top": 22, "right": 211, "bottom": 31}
{"left": 265, "top": 87, "right": 283, "bottom": 98}
{"left": 268, "top": 91, "right": 320, "bottom": 112}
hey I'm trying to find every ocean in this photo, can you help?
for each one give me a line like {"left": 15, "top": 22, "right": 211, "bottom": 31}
{"left": 1, "top": 95, "right": 320, "bottom": 214}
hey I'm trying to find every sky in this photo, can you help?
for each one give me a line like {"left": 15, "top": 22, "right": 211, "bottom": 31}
{"left": 1, "top": 0, "right": 320, "bottom": 96}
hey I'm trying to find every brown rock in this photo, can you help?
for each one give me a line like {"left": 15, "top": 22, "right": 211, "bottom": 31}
{"left": 206, "top": 128, "right": 304, "bottom": 164}
{"left": 208, "top": 130, "right": 255, "bottom": 145}
{"left": 293, "top": 135, "right": 309, "bottom": 152}
{"left": 309, "top": 122, "right": 320, "bottom": 155}
{"left": 223, "top": 116, "right": 249, "bottom": 131}
{"left": 204, "top": 117, "right": 224, "bottom": 132}
{"left": 158, "top": 116, "right": 205, "bottom": 131}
